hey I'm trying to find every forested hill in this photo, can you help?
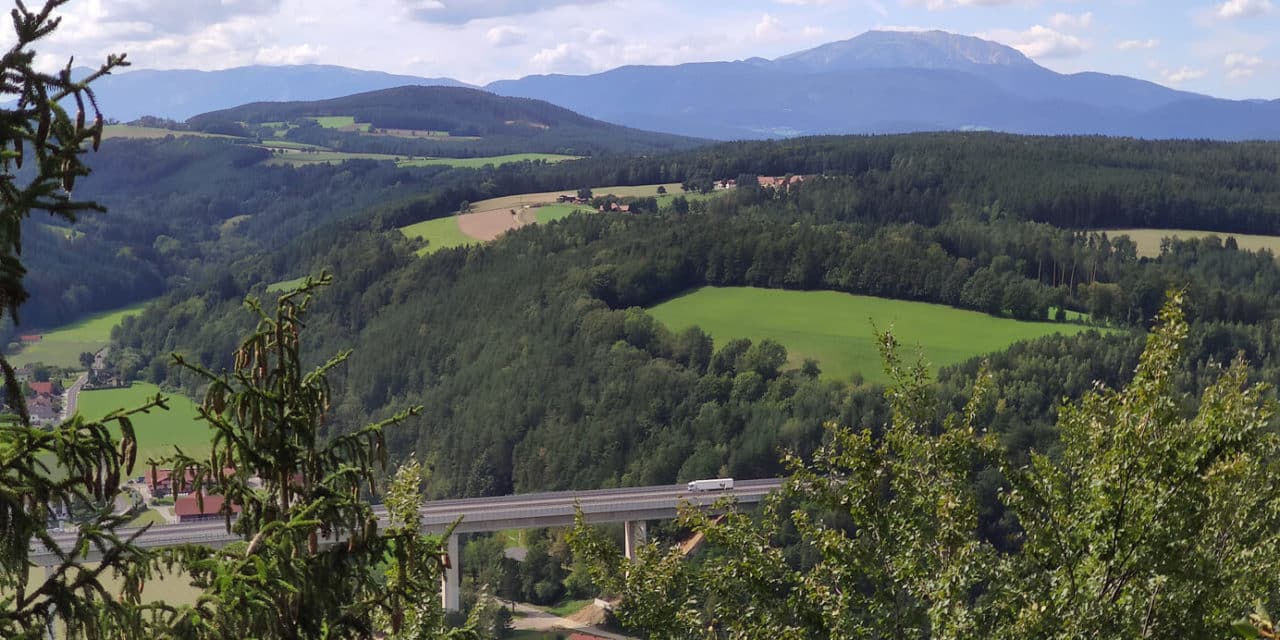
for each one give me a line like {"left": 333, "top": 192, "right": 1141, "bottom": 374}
{"left": 186, "top": 85, "right": 706, "bottom": 156}
{"left": 111, "top": 134, "right": 1280, "bottom": 501}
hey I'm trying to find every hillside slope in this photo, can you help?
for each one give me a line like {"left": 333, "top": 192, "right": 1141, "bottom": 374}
{"left": 188, "top": 85, "right": 707, "bottom": 156}
{"left": 85, "top": 65, "right": 471, "bottom": 122}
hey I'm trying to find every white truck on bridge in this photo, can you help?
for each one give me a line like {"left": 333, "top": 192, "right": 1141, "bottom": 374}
{"left": 687, "top": 478, "right": 734, "bottom": 492}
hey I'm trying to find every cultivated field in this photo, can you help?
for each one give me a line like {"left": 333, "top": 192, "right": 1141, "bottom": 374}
{"left": 100, "top": 125, "right": 239, "bottom": 140}
{"left": 648, "top": 287, "right": 1101, "bottom": 383}
{"left": 1111, "top": 228, "right": 1280, "bottom": 258}
{"left": 264, "top": 150, "right": 577, "bottom": 169}
{"left": 76, "top": 382, "right": 208, "bottom": 465}
{"left": 9, "top": 301, "right": 151, "bottom": 369}
{"left": 310, "top": 115, "right": 370, "bottom": 131}
{"left": 398, "top": 153, "right": 578, "bottom": 168}
{"left": 397, "top": 182, "right": 714, "bottom": 255}
{"left": 399, "top": 216, "right": 482, "bottom": 256}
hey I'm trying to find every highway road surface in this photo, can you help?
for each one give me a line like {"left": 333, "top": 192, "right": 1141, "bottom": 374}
{"left": 34, "top": 478, "right": 784, "bottom": 564}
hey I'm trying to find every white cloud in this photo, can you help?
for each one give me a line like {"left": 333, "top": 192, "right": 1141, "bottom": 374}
{"left": 255, "top": 43, "right": 324, "bottom": 65}
{"left": 776, "top": 0, "right": 835, "bottom": 4}
{"left": 485, "top": 25, "right": 526, "bottom": 47}
{"left": 1224, "top": 52, "right": 1264, "bottom": 79}
{"left": 1216, "top": 0, "right": 1273, "bottom": 18}
{"left": 755, "top": 13, "right": 781, "bottom": 38}
{"left": 981, "top": 25, "right": 1087, "bottom": 59}
{"left": 1117, "top": 39, "right": 1160, "bottom": 50}
{"left": 397, "top": 0, "right": 608, "bottom": 24}
{"left": 1163, "top": 66, "right": 1206, "bottom": 83}
{"left": 905, "top": 0, "right": 1020, "bottom": 10}
{"left": 1049, "top": 12, "right": 1093, "bottom": 30}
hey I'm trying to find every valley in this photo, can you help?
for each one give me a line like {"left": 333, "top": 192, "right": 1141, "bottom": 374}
{"left": 8, "top": 8, "right": 1280, "bottom": 636}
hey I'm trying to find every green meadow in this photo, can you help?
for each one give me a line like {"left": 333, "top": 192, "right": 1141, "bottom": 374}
{"left": 399, "top": 216, "right": 479, "bottom": 256}
{"left": 76, "top": 382, "right": 208, "bottom": 465}
{"left": 10, "top": 301, "right": 151, "bottom": 369}
{"left": 648, "top": 287, "right": 1101, "bottom": 383}
{"left": 1111, "top": 228, "right": 1280, "bottom": 259}
{"left": 533, "top": 203, "right": 590, "bottom": 223}
{"left": 397, "top": 152, "right": 578, "bottom": 168}
{"left": 265, "top": 151, "right": 576, "bottom": 169}
{"left": 309, "top": 115, "right": 369, "bottom": 131}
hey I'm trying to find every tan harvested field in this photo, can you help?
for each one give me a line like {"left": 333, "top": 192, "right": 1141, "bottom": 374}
{"left": 1111, "top": 228, "right": 1280, "bottom": 258}
{"left": 457, "top": 208, "right": 525, "bottom": 241}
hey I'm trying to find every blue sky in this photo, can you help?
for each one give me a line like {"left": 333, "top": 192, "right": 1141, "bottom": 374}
{"left": 38, "top": 0, "right": 1278, "bottom": 99}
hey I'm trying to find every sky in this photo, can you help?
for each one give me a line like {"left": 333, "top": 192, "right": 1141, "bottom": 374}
{"left": 29, "top": 0, "right": 1280, "bottom": 99}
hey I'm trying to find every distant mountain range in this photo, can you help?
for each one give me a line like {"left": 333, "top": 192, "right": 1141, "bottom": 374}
{"left": 488, "top": 31, "right": 1280, "bottom": 140}
{"left": 90, "top": 31, "right": 1280, "bottom": 141}
{"left": 86, "top": 65, "right": 472, "bottom": 122}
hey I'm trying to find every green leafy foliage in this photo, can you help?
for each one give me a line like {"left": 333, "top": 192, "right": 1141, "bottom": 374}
{"left": 573, "top": 294, "right": 1280, "bottom": 638}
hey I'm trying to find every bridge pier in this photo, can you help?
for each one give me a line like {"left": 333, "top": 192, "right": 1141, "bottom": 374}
{"left": 624, "top": 520, "right": 647, "bottom": 561}
{"left": 441, "top": 533, "right": 461, "bottom": 612}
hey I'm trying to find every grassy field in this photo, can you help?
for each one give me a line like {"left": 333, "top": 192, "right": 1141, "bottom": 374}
{"left": 128, "top": 509, "right": 169, "bottom": 527}
{"left": 264, "top": 150, "right": 576, "bottom": 169}
{"left": 76, "top": 382, "right": 208, "bottom": 465}
{"left": 101, "top": 125, "right": 240, "bottom": 140}
{"left": 10, "top": 301, "right": 151, "bottom": 369}
{"left": 1110, "top": 228, "right": 1280, "bottom": 258}
{"left": 533, "top": 203, "right": 591, "bottom": 224}
{"left": 266, "top": 276, "right": 309, "bottom": 292}
{"left": 398, "top": 153, "right": 578, "bottom": 168}
{"left": 256, "top": 139, "right": 326, "bottom": 151}
{"left": 648, "top": 287, "right": 1101, "bottom": 383}
{"left": 399, "top": 216, "right": 480, "bottom": 256}
{"left": 544, "top": 598, "right": 593, "bottom": 617}
{"left": 310, "top": 115, "right": 369, "bottom": 131}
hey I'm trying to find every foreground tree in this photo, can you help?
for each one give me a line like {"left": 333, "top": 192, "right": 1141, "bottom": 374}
{"left": 573, "top": 293, "right": 1280, "bottom": 638}
{"left": 0, "top": 2, "right": 147, "bottom": 638}
{"left": 148, "top": 276, "right": 478, "bottom": 638}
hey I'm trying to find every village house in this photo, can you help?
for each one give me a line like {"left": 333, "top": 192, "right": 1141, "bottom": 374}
{"left": 29, "top": 395, "right": 57, "bottom": 423}
{"left": 598, "top": 202, "right": 631, "bottom": 213}
{"left": 29, "top": 380, "right": 57, "bottom": 397}
{"left": 174, "top": 493, "right": 241, "bottom": 523}
{"left": 149, "top": 467, "right": 236, "bottom": 498}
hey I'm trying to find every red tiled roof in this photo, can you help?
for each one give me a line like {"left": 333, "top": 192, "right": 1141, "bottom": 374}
{"left": 19, "top": 334, "right": 41, "bottom": 342}
{"left": 174, "top": 493, "right": 241, "bottom": 517}
{"left": 29, "top": 381, "right": 54, "bottom": 396}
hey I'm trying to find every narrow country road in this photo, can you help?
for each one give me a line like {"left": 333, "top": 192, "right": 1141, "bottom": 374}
{"left": 61, "top": 372, "right": 87, "bottom": 422}
{"left": 510, "top": 602, "right": 635, "bottom": 639}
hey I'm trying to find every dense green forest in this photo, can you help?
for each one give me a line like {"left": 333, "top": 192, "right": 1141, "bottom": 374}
{"left": 107, "top": 133, "right": 1280, "bottom": 508}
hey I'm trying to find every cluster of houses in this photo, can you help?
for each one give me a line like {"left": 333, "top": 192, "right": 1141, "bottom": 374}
{"left": 555, "top": 194, "right": 590, "bottom": 205}
{"left": 757, "top": 175, "right": 807, "bottom": 189}
{"left": 27, "top": 380, "right": 62, "bottom": 423}
{"left": 147, "top": 468, "right": 243, "bottom": 523}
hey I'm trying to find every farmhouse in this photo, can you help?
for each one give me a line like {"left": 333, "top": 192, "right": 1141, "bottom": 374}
{"left": 29, "top": 381, "right": 57, "bottom": 397}
{"left": 29, "top": 395, "right": 57, "bottom": 422}
{"left": 174, "top": 493, "right": 241, "bottom": 523}
{"left": 19, "top": 334, "right": 41, "bottom": 343}
{"left": 149, "top": 467, "right": 236, "bottom": 498}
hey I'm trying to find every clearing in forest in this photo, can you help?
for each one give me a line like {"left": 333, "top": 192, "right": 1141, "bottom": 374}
{"left": 9, "top": 301, "right": 151, "bottom": 369}
{"left": 397, "top": 182, "right": 721, "bottom": 255}
{"left": 1111, "top": 228, "right": 1280, "bottom": 258}
{"left": 648, "top": 287, "right": 1102, "bottom": 384}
